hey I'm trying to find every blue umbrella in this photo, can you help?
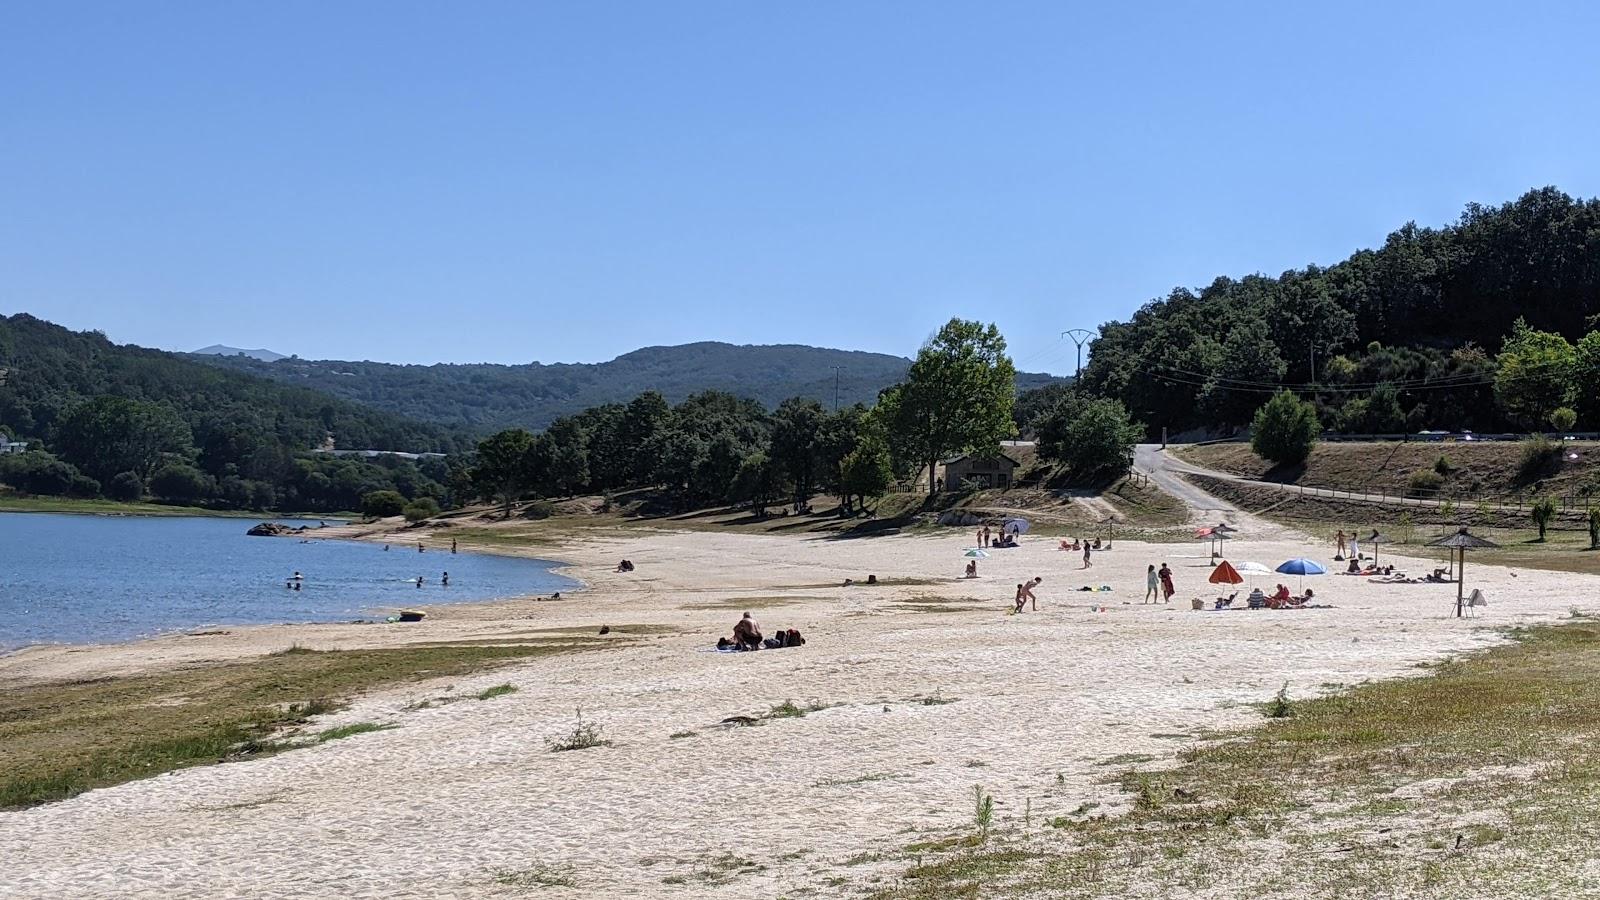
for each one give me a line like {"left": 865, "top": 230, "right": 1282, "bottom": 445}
{"left": 1276, "top": 557, "right": 1327, "bottom": 593}
{"left": 1275, "top": 558, "right": 1327, "bottom": 576}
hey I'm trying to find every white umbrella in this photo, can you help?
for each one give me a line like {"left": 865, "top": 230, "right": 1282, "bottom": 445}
{"left": 1003, "top": 518, "right": 1030, "bottom": 535}
{"left": 963, "top": 548, "right": 990, "bottom": 558}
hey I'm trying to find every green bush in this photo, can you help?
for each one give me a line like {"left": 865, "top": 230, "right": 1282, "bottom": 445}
{"left": 360, "top": 490, "right": 407, "bottom": 519}
{"left": 1407, "top": 469, "right": 1445, "bottom": 498}
{"left": 1250, "top": 391, "right": 1320, "bottom": 465}
{"left": 523, "top": 499, "right": 556, "bottom": 520}
{"left": 1516, "top": 435, "right": 1564, "bottom": 485}
{"left": 402, "top": 497, "right": 441, "bottom": 522}
{"left": 1551, "top": 406, "right": 1578, "bottom": 431}
{"left": 149, "top": 464, "right": 215, "bottom": 504}
{"left": 1433, "top": 454, "right": 1455, "bottom": 477}
{"left": 108, "top": 471, "right": 144, "bottom": 502}
{"left": 1533, "top": 495, "right": 1558, "bottom": 542}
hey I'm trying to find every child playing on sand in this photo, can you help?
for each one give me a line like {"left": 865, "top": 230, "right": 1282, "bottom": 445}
{"left": 1013, "top": 583, "right": 1026, "bottom": 613}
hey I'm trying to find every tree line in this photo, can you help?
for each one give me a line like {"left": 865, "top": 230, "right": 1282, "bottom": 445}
{"left": 467, "top": 319, "right": 1144, "bottom": 516}
{"left": 1079, "top": 187, "right": 1600, "bottom": 437}
{"left": 0, "top": 314, "right": 466, "bottom": 511}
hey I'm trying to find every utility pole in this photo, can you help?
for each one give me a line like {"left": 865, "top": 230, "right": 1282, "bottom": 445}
{"left": 830, "top": 366, "right": 845, "bottom": 411}
{"left": 1061, "top": 329, "right": 1095, "bottom": 379}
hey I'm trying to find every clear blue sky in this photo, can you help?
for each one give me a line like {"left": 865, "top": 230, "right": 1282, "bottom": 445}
{"left": 4, "top": 2, "right": 1599, "bottom": 373}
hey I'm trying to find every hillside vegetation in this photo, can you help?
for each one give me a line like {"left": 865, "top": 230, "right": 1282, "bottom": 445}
{"left": 1178, "top": 440, "right": 1600, "bottom": 501}
{"left": 189, "top": 341, "right": 1062, "bottom": 432}
{"left": 1079, "top": 188, "right": 1600, "bottom": 436}
{"left": 0, "top": 314, "right": 468, "bottom": 512}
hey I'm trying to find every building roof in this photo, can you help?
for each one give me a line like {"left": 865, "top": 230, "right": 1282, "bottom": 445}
{"left": 939, "top": 452, "right": 1020, "bottom": 467}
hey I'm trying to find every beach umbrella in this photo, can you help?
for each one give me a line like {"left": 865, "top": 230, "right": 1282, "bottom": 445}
{"left": 963, "top": 548, "right": 990, "bottom": 559}
{"left": 1208, "top": 559, "right": 1243, "bottom": 585}
{"left": 1365, "top": 530, "right": 1391, "bottom": 567}
{"left": 1235, "top": 561, "right": 1274, "bottom": 574}
{"left": 1426, "top": 527, "right": 1500, "bottom": 618}
{"left": 1275, "top": 557, "right": 1327, "bottom": 591}
{"left": 1003, "top": 518, "right": 1030, "bottom": 535}
{"left": 1275, "top": 558, "right": 1327, "bottom": 576}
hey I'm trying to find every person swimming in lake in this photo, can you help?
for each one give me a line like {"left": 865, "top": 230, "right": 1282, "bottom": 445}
{"left": 441, "top": 571, "right": 449, "bottom": 587}
{"left": 415, "top": 576, "right": 425, "bottom": 588}
{"left": 451, "top": 538, "right": 457, "bottom": 554}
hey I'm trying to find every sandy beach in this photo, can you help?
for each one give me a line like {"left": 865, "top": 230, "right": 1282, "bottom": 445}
{"left": 1, "top": 520, "right": 1590, "bottom": 898}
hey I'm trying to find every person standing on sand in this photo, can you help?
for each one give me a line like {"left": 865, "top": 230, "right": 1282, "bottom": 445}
{"left": 1082, "top": 543, "right": 1092, "bottom": 569}
{"left": 983, "top": 525, "right": 992, "bottom": 547}
{"left": 418, "top": 542, "right": 424, "bottom": 553}
{"left": 1159, "top": 563, "right": 1175, "bottom": 602}
{"left": 976, "top": 527, "right": 983, "bottom": 548}
{"left": 1335, "top": 529, "right": 1347, "bottom": 558}
{"left": 1023, "top": 576, "right": 1042, "bottom": 611}
{"left": 451, "top": 538, "right": 457, "bottom": 554}
{"left": 1145, "top": 564, "right": 1159, "bottom": 603}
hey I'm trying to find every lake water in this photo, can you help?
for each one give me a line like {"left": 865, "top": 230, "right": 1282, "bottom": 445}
{"left": 0, "top": 513, "right": 577, "bottom": 651}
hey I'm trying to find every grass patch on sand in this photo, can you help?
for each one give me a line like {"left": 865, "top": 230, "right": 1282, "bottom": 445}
{"left": 861, "top": 622, "right": 1600, "bottom": 899}
{"left": 0, "top": 640, "right": 604, "bottom": 809}
{"left": 475, "top": 683, "right": 518, "bottom": 700}
{"left": 491, "top": 863, "right": 576, "bottom": 888}
{"left": 316, "top": 721, "right": 396, "bottom": 742}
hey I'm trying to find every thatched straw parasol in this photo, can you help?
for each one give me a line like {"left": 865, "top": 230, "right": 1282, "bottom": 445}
{"left": 1426, "top": 527, "right": 1500, "bottom": 618}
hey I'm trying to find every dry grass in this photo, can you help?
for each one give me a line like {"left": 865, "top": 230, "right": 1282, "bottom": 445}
{"left": 1178, "top": 440, "right": 1600, "bottom": 499}
{"left": 0, "top": 639, "right": 605, "bottom": 809}
{"left": 861, "top": 622, "right": 1600, "bottom": 899}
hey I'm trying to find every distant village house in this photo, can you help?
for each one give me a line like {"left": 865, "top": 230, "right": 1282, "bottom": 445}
{"left": 937, "top": 452, "right": 1019, "bottom": 491}
{"left": 0, "top": 431, "right": 28, "bottom": 455}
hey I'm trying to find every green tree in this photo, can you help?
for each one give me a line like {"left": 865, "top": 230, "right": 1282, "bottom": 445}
{"left": 54, "top": 396, "right": 193, "bottom": 485}
{"left": 541, "top": 418, "right": 590, "bottom": 496}
{"left": 881, "top": 319, "right": 1016, "bottom": 495}
{"left": 1532, "top": 495, "right": 1557, "bottom": 542}
{"left": 1550, "top": 406, "right": 1578, "bottom": 431}
{"left": 771, "top": 397, "right": 827, "bottom": 511}
{"left": 728, "top": 451, "right": 784, "bottom": 516}
{"left": 472, "top": 428, "right": 536, "bottom": 517}
{"left": 361, "top": 489, "right": 407, "bottom": 518}
{"left": 839, "top": 438, "right": 894, "bottom": 512}
{"left": 1250, "top": 391, "right": 1320, "bottom": 465}
{"left": 149, "top": 464, "right": 215, "bottom": 504}
{"left": 621, "top": 391, "right": 672, "bottom": 485}
{"left": 1051, "top": 398, "right": 1143, "bottom": 485}
{"left": 403, "top": 497, "right": 441, "bottom": 522}
{"left": 1495, "top": 319, "right": 1575, "bottom": 429}
{"left": 1573, "top": 331, "right": 1600, "bottom": 425}
{"left": 108, "top": 471, "right": 144, "bottom": 502}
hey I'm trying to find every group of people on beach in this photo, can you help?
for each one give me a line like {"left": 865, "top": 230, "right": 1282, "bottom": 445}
{"left": 719, "top": 612, "right": 805, "bottom": 651}
{"left": 1144, "top": 563, "right": 1175, "bottom": 603}
{"left": 1012, "top": 576, "right": 1043, "bottom": 612}
{"left": 975, "top": 526, "right": 1018, "bottom": 549}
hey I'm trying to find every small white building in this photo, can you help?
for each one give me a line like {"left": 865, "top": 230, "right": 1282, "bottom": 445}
{"left": 0, "top": 439, "right": 28, "bottom": 454}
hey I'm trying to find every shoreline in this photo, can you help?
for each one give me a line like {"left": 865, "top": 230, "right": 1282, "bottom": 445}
{"left": 0, "top": 518, "right": 590, "bottom": 684}
{"left": 4, "top": 524, "right": 1597, "bottom": 896}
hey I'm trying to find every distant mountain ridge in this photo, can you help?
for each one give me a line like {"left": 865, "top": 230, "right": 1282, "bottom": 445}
{"left": 192, "top": 344, "right": 286, "bottom": 362}
{"left": 188, "top": 341, "right": 1064, "bottom": 432}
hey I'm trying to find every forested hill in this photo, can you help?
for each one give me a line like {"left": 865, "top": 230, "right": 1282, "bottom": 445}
{"left": 0, "top": 313, "right": 465, "bottom": 456}
{"left": 1078, "top": 187, "right": 1600, "bottom": 435}
{"left": 189, "top": 342, "right": 1064, "bottom": 432}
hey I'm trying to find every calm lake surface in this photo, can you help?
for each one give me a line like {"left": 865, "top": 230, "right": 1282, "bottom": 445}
{"left": 0, "top": 513, "right": 576, "bottom": 651}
